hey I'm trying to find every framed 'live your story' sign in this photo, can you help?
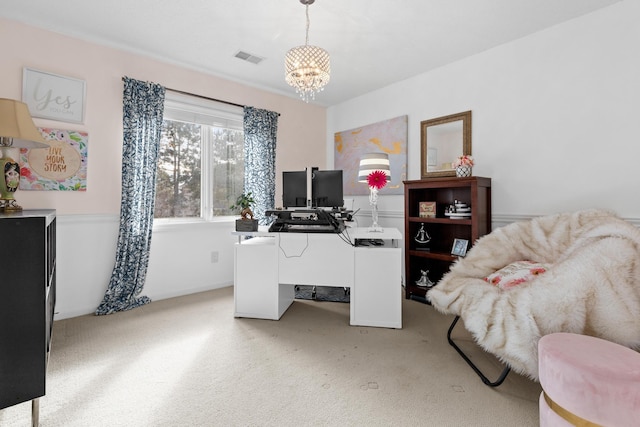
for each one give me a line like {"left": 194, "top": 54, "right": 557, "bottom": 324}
{"left": 22, "top": 68, "right": 86, "bottom": 124}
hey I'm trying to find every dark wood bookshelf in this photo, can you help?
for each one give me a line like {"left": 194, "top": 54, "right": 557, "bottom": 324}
{"left": 403, "top": 177, "right": 491, "bottom": 301}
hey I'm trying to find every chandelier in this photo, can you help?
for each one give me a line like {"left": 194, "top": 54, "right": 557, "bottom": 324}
{"left": 284, "top": 0, "right": 330, "bottom": 103}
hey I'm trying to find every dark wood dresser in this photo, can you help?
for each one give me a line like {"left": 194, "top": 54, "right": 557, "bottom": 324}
{"left": 0, "top": 209, "right": 56, "bottom": 426}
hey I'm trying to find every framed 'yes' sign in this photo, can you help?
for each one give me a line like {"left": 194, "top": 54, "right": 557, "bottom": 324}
{"left": 22, "top": 68, "right": 86, "bottom": 124}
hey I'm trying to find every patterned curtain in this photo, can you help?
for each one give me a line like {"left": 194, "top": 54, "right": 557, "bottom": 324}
{"left": 243, "top": 107, "right": 279, "bottom": 224}
{"left": 96, "top": 77, "right": 165, "bottom": 315}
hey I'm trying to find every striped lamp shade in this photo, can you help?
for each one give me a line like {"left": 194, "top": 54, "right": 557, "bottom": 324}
{"left": 358, "top": 153, "right": 391, "bottom": 183}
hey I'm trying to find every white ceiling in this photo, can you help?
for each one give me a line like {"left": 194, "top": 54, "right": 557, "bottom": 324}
{"left": 1, "top": 0, "right": 621, "bottom": 106}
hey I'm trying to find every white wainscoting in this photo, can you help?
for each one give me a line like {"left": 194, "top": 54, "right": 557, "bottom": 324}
{"left": 55, "top": 210, "right": 638, "bottom": 320}
{"left": 56, "top": 214, "right": 120, "bottom": 319}
{"left": 55, "top": 215, "right": 236, "bottom": 320}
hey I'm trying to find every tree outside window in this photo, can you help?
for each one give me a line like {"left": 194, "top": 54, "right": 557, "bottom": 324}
{"left": 155, "top": 117, "right": 244, "bottom": 219}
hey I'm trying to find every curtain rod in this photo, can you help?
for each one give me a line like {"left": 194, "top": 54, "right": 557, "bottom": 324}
{"left": 121, "top": 77, "right": 280, "bottom": 115}
{"left": 166, "top": 87, "right": 245, "bottom": 109}
{"left": 166, "top": 88, "right": 280, "bottom": 116}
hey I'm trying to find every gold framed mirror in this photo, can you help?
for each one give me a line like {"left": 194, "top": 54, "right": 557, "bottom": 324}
{"left": 420, "top": 111, "right": 472, "bottom": 178}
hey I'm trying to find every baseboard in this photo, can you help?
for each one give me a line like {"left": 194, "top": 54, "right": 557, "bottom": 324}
{"left": 147, "top": 282, "right": 233, "bottom": 302}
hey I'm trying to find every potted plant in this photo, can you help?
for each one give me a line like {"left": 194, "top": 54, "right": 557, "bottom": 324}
{"left": 231, "top": 192, "right": 258, "bottom": 231}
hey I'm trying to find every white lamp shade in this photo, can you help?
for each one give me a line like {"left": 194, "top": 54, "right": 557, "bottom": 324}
{"left": 0, "top": 98, "right": 48, "bottom": 148}
{"left": 358, "top": 153, "right": 391, "bottom": 183}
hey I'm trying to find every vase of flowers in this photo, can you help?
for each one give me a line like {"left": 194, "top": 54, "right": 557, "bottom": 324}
{"left": 453, "top": 155, "right": 474, "bottom": 177}
{"left": 366, "top": 170, "right": 388, "bottom": 232}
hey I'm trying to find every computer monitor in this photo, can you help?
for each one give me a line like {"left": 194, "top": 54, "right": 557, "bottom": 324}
{"left": 282, "top": 171, "right": 307, "bottom": 208}
{"left": 312, "top": 170, "right": 343, "bottom": 208}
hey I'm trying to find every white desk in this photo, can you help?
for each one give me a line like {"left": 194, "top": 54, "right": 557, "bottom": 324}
{"left": 233, "top": 227, "right": 402, "bottom": 328}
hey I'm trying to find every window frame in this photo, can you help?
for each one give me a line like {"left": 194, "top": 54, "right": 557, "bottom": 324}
{"left": 154, "top": 91, "right": 244, "bottom": 224}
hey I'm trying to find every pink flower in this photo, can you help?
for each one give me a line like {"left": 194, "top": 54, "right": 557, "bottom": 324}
{"left": 20, "top": 167, "right": 34, "bottom": 180}
{"left": 452, "top": 155, "right": 474, "bottom": 168}
{"left": 367, "top": 170, "right": 388, "bottom": 190}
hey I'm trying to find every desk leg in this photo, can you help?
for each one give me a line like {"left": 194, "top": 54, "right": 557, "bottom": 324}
{"left": 32, "top": 398, "right": 39, "bottom": 427}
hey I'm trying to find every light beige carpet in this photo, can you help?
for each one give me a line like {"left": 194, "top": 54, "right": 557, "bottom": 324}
{"left": 0, "top": 286, "right": 541, "bottom": 426}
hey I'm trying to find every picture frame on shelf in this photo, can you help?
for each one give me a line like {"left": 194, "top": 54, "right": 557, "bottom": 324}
{"left": 419, "top": 201, "right": 436, "bottom": 218}
{"left": 451, "top": 238, "right": 469, "bottom": 257}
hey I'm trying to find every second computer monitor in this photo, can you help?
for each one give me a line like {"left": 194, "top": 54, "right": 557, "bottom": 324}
{"left": 312, "top": 170, "right": 343, "bottom": 208}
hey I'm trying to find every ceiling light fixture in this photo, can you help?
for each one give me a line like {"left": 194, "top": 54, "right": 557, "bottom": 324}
{"left": 284, "top": 0, "right": 330, "bottom": 103}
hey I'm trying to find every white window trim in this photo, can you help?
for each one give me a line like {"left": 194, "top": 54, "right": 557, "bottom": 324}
{"left": 156, "top": 90, "right": 244, "bottom": 223}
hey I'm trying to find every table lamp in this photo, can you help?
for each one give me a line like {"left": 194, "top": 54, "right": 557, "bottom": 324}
{"left": 0, "top": 98, "right": 49, "bottom": 211}
{"left": 358, "top": 152, "right": 390, "bottom": 232}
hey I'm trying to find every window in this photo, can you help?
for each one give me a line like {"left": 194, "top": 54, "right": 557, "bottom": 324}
{"left": 155, "top": 92, "right": 244, "bottom": 220}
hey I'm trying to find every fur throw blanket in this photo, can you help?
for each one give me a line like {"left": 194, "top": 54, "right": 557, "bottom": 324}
{"left": 427, "top": 209, "right": 640, "bottom": 380}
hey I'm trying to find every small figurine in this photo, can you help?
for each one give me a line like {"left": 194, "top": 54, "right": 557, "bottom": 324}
{"left": 414, "top": 223, "right": 431, "bottom": 244}
{"left": 415, "top": 269, "right": 435, "bottom": 288}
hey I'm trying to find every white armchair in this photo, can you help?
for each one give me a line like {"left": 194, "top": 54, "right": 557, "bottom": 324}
{"left": 428, "top": 209, "right": 640, "bottom": 382}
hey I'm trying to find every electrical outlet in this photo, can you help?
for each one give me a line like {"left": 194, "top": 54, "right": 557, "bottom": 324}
{"left": 211, "top": 251, "right": 219, "bottom": 263}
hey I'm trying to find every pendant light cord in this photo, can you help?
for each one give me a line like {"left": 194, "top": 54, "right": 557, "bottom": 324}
{"left": 305, "top": 5, "right": 310, "bottom": 45}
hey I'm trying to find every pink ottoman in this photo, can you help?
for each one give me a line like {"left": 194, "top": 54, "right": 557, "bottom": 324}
{"left": 538, "top": 332, "right": 640, "bottom": 426}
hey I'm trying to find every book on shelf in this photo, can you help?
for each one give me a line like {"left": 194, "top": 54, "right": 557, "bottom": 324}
{"left": 419, "top": 201, "right": 436, "bottom": 218}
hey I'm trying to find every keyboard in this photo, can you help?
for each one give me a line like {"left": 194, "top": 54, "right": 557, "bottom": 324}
{"left": 286, "top": 224, "right": 337, "bottom": 232}
{"left": 356, "top": 238, "right": 385, "bottom": 246}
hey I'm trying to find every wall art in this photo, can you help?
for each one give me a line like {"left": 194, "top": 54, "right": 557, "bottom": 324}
{"left": 19, "top": 128, "right": 88, "bottom": 191}
{"left": 22, "top": 68, "right": 86, "bottom": 123}
{"left": 334, "top": 115, "right": 407, "bottom": 196}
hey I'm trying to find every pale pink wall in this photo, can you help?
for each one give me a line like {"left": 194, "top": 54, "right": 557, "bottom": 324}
{"left": 0, "top": 18, "right": 326, "bottom": 214}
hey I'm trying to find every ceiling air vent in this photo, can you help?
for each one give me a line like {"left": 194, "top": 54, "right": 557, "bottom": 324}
{"left": 234, "top": 51, "right": 264, "bottom": 65}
